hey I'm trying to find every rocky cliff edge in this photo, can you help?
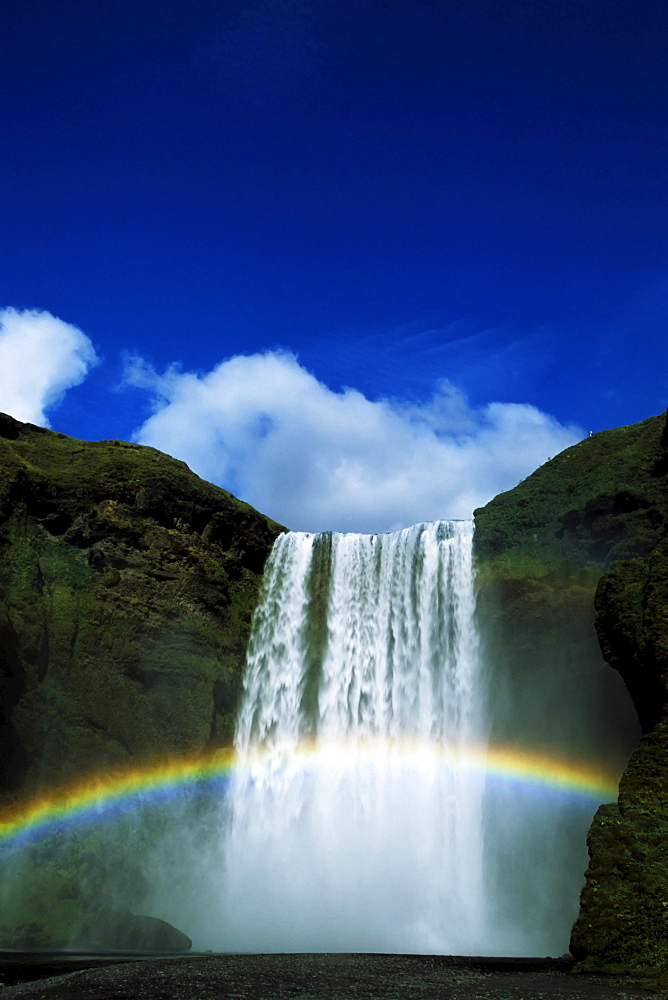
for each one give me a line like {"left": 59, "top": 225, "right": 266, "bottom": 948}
{"left": 0, "top": 412, "right": 285, "bottom": 803}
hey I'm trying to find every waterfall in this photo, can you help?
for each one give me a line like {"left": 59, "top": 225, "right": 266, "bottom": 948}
{"left": 220, "top": 521, "right": 489, "bottom": 953}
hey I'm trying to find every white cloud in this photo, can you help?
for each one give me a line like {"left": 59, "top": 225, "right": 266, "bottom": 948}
{"left": 0, "top": 308, "right": 98, "bottom": 427}
{"left": 126, "top": 350, "right": 583, "bottom": 533}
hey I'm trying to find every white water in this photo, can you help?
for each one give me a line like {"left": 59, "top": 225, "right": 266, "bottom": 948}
{"left": 220, "top": 521, "right": 489, "bottom": 953}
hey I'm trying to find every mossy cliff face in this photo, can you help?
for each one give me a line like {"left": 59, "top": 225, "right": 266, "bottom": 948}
{"left": 0, "top": 412, "right": 285, "bottom": 803}
{"left": 569, "top": 537, "right": 668, "bottom": 971}
{"left": 475, "top": 410, "right": 668, "bottom": 971}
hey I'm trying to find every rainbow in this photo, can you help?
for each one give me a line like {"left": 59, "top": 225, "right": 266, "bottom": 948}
{"left": 0, "top": 739, "right": 621, "bottom": 849}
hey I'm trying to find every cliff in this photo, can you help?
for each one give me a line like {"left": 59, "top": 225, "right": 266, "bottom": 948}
{"left": 3, "top": 408, "right": 668, "bottom": 963}
{"left": 569, "top": 542, "right": 668, "bottom": 970}
{"left": 0, "top": 412, "right": 285, "bottom": 803}
{"left": 475, "top": 410, "right": 668, "bottom": 971}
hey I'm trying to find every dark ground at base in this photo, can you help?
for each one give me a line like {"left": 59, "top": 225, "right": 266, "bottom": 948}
{"left": 0, "top": 952, "right": 665, "bottom": 1000}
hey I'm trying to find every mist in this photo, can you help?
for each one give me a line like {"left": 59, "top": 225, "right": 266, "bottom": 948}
{"left": 145, "top": 524, "right": 639, "bottom": 953}
{"left": 0, "top": 521, "right": 639, "bottom": 956}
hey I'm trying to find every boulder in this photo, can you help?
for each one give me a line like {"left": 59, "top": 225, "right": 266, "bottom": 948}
{"left": 81, "top": 906, "right": 192, "bottom": 953}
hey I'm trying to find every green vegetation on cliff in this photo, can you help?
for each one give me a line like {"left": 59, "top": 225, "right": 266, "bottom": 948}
{"left": 475, "top": 410, "right": 668, "bottom": 973}
{"left": 0, "top": 412, "right": 285, "bottom": 802}
{"left": 0, "top": 413, "right": 286, "bottom": 949}
{"left": 472, "top": 416, "right": 668, "bottom": 765}
{"left": 570, "top": 537, "right": 668, "bottom": 971}
{"left": 475, "top": 412, "right": 668, "bottom": 575}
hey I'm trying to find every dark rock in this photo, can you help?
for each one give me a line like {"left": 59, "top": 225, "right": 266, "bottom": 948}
{"left": 570, "top": 539, "right": 668, "bottom": 971}
{"left": 80, "top": 906, "right": 192, "bottom": 953}
{"left": 0, "top": 412, "right": 21, "bottom": 439}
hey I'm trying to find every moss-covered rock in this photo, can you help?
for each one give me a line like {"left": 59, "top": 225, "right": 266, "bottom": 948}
{"left": 594, "top": 539, "right": 668, "bottom": 734}
{"left": 0, "top": 412, "right": 285, "bottom": 803}
{"left": 570, "top": 539, "right": 668, "bottom": 970}
{"left": 570, "top": 720, "right": 668, "bottom": 973}
{"left": 475, "top": 410, "right": 668, "bottom": 972}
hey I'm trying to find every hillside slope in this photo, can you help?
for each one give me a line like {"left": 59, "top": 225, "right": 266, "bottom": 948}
{"left": 0, "top": 412, "right": 285, "bottom": 804}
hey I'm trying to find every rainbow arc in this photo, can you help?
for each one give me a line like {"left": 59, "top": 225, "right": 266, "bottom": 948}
{"left": 0, "top": 738, "right": 621, "bottom": 848}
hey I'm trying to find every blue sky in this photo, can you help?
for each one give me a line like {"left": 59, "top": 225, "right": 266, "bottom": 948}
{"left": 1, "top": 1, "right": 667, "bottom": 531}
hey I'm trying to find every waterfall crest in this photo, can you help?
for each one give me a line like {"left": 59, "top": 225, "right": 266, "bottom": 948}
{"left": 221, "top": 521, "right": 489, "bottom": 953}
